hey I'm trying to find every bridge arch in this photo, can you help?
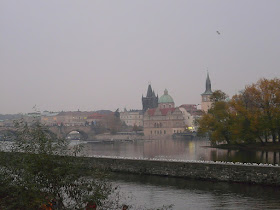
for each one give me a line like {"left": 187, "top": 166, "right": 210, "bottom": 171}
{"left": 48, "top": 125, "right": 95, "bottom": 140}
{"left": 65, "top": 130, "right": 88, "bottom": 140}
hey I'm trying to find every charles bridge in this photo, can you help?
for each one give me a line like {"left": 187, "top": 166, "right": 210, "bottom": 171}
{"left": 0, "top": 125, "right": 96, "bottom": 140}
{"left": 48, "top": 125, "right": 95, "bottom": 140}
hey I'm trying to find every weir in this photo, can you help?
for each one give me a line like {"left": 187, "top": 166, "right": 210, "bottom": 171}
{"left": 82, "top": 156, "right": 280, "bottom": 186}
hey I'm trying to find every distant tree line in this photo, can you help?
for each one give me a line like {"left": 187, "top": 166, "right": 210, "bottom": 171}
{"left": 0, "top": 114, "right": 22, "bottom": 121}
{"left": 198, "top": 78, "right": 280, "bottom": 145}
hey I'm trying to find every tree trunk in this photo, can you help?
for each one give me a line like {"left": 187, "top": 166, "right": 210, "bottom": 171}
{"left": 258, "top": 136, "right": 265, "bottom": 145}
{"left": 272, "top": 132, "right": 276, "bottom": 143}
{"left": 265, "top": 132, "right": 268, "bottom": 143}
{"left": 224, "top": 136, "right": 230, "bottom": 145}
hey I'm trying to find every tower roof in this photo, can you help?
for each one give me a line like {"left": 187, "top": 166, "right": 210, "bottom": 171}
{"left": 201, "top": 72, "right": 213, "bottom": 95}
{"left": 158, "top": 89, "right": 174, "bottom": 103}
{"left": 146, "top": 84, "right": 153, "bottom": 97}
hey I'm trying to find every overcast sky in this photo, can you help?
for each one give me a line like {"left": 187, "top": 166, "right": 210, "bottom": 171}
{"left": 1, "top": 1, "right": 280, "bottom": 114}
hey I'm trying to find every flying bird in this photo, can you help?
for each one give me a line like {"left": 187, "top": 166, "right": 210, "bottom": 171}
{"left": 216, "top": 31, "right": 221, "bottom": 35}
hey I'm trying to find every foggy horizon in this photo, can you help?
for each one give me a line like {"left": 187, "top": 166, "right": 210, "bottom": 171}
{"left": 1, "top": 1, "right": 280, "bottom": 114}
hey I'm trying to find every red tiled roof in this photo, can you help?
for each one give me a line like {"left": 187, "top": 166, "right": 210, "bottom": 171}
{"left": 57, "top": 111, "right": 95, "bottom": 116}
{"left": 147, "top": 108, "right": 176, "bottom": 116}
{"left": 87, "top": 113, "right": 105, "bottom": 119}
{"left": 147, "top": 109, "right": 156, "bottom": 116}
{"left": 180, "top": 104, "right": 197, "bottom": 111}
{"left": 160, "top": 108, "right": 176, "bottom": 115}
{"left": 180, "top": 105, "right": 203, "bottom": 116}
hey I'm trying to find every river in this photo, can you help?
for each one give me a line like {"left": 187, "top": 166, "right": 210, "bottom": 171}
{"left": 72, "top": 138, "right": 280, "bottom": 209}
{"left": 80, "top": 138, "right": 280, "bottom": 164}
{"left": 109, "top": 173, "right": 280, "bottom": 210}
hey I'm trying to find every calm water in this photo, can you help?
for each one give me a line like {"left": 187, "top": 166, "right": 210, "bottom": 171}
{"left": 80, "top": 138, "right": 280, "bottom": 164}
{"left": 74, "top": 139, "right": 280, "bottom": 209}
{"left": 110, "top": 173, "right": 280, "bottom": 210}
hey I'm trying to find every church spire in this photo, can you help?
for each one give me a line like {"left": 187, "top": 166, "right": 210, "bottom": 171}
{"left": 202, "top": 72, "right": 213, "bottom": 95}
{"left": 146, "top": 84, "right": 153, "bottom": 97}
{"left": 206, "top": 72, "right": 212, "bottom": 92}
{"left": 143, "top": 84, "right": 158, "bottom": 112}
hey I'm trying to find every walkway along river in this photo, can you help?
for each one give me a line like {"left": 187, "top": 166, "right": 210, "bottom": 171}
{"left": 80, "top": 156, "right": 280, "bottom": 186}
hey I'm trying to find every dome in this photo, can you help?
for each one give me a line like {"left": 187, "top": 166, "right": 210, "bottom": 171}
{"left": 158, "top": 89, "right": 174, "bottom": 104}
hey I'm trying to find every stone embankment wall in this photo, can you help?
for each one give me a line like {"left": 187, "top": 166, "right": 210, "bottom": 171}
{"left": 93, "top": 134, "right": 145, "bottom": 141}
{"left": 92, "top": 134, "right": 172, "bottom": 141}
{"left": 82, "top": 157, "right": 280, "bottom": 186}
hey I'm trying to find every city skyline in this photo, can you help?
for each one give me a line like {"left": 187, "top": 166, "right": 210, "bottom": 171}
{"left": 1, "top": 1, "right": 280, "bottom": 114}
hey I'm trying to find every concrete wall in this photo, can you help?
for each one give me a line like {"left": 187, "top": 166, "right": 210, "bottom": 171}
{"left": 82, "top": 157, "right": 280, "bottom": 186}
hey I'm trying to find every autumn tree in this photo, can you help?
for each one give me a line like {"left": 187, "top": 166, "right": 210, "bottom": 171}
{"left": 198, "top": 78, "right": 280, "bottom": 145}
{"left": 238, "top": 78, "right": 280, "bottom": 143}
{"left": 198, "top": 90, "right": 234, "bottom": 145}
{"left": 210, "top": 89, "right": 228, "bottom": 102}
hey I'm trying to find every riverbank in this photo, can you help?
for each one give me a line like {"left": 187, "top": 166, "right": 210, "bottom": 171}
{"left": 211, "top": 142, "right": 280, "bottom": 152}
{"left": 82, "top": 156, "right": 280, "bottom": 186}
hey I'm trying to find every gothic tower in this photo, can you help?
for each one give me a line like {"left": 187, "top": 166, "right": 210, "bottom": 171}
{"left": 142, "top": 84, "right": 158, "bottom": 112}
{"left": 201, "top": 72, "right": 213, "bottom": 113}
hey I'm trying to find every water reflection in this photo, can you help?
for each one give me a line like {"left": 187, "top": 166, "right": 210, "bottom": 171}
{"left": 81, "top": 138, "right": 280, "bottom": 164}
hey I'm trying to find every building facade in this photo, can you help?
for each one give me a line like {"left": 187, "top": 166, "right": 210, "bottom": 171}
{"left": 42, "top": 111, "right": 95, "bottom": 126}
{"left": 143, "top": 107, "right": 185, "bottom": 137}
{"left": 120, "top": 109, "right": 143, "bottom": 127}
{"left": 179, "top": 104, "right": 203, "bottom": 131}
{"left": 201, "top": 73, "right": 213, "bottom": 113}
{"left": 40, "top": 111, "right": 60, "bottom": 126}
{"left": 143, "top": 89, "right": 185, "bottom": 138}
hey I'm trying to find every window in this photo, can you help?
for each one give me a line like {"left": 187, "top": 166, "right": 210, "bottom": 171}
{"left": 160, "top": 130, "right": 162, "bottom": 134}
{"left": 164, "top": 130, "right": 166, "bottom": 134}
{"left": 151, "top": 131, "right": 152, "bottom": 135}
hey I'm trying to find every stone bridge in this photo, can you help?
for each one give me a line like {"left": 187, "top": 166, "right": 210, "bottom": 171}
{"left": 48, "top": 126, "right": 95, "bottom": 140}
{"left": 0, "top": 126, "right": 96, "bottom": 140}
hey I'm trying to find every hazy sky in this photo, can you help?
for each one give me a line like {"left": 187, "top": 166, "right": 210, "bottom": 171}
{"left": 1, "top": 1, "right": 280, "bottom": 114}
